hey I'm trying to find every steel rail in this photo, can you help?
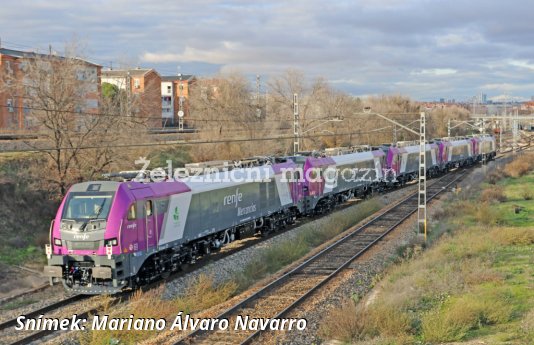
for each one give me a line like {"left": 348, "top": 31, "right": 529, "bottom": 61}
{"left": 175, "top": 170, "right": 467, "bottom": 345}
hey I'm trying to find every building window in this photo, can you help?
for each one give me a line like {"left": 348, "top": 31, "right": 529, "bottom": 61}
{"left": 76, "top": 70, "right": 86, "bottom": 81}
{"left": 86, "top": 99, "right": 98, "bottom": 109}
{"left": 167, "top": 85, "right": 172, "bottom": 93}
{"left": 134, "top": 79, "right": 140, "bottom": 89}
{"left": 7, "top": 99, "right": 14, "bottom": 113}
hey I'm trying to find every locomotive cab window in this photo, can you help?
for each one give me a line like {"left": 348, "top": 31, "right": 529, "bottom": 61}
{"left": 62, "top": 191, "right": 114, "bottom": 221}
{"left": 127, "top": 204, "right": 136, "bottom": 220}
{"left": 145, "top": 200, "right": 153, "bottom": 217}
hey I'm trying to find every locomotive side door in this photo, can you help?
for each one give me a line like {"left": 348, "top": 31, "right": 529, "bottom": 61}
{"left": 144, "top": 200, "right": 156, "bottom": 251}
{"left": 130, "top": 188, "right": 153, "bottom": 253}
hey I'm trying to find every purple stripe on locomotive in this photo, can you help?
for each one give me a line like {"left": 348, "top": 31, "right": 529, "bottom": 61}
{"left": 471, "top": 137, "right": 480, "bottom": 155}
{"left": 272, "top": 160, "right": 303, "bottom": 203}
{"left": 438, "top": 141, "right": 451, "bottom": 164}
{"left": 386, "top": 146, "right": 401, "bottom": 175}
{"left": 302, "top": 156, "right": 336, "bottom": 197}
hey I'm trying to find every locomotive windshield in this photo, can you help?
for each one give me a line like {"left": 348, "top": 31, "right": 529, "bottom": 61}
{"left": 62, "top": 192, "right": 114, "bottom": 220}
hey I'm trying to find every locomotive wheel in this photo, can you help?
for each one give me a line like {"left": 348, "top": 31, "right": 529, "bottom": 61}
{"left": 203, "top": 244, "right": 211, "bottom": 255}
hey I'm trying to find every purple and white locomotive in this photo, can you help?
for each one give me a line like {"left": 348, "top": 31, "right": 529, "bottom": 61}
{"left": 44, "top": 134, "right": 496, "bottom": 294}
{"left": 44, "top": 161, "right": 300, "bottom": 294}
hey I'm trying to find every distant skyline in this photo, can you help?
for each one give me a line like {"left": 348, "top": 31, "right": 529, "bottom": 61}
{"left": 1, "top": 0, "right": 534, "bottom": 101}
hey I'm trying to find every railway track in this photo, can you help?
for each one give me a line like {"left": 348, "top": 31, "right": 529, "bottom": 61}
{"left": 0, "top": 292, "right": 132, "bottom": 345}
{"left": 0, "top": 293, "right": 91, "bottom": 345}
{"left": 175, "top": 169, "right": 467, "bottom": 345}
{"left": 0, "top": 163, "right": 479, "bottom": 345}
{"left": 0, "top": 294, "right": 88, "bottom": 333}
{"left": 0, "top": 184, "right": 419, "bottom": 345}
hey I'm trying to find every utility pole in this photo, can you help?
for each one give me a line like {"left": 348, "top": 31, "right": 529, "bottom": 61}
{"left": 178, "top": 73, "right": 184, "bottom": 131}
{"left": 393, "top": 124, "right": 397, "bottom": 143}
{"left": 447, "top": 118, "right": 451, "bottom": 137}
{"left": 293, "top": 93, "right": 299, "bottom": 154}
{"left": 418, "top": 112, "right": 427, "bottom": 241}
{"left": 512, "top": 108, "right": 519, "bottom": 153}
{"left": 498, "top": 120, "right": 502, "bottom": 152}
{"left": 256, "top": 74, "right": 261, "bottom": 118}
{"left": 126, "top": 71, "right": 131, "bottom": 117}
{"left": 361, "top": 109, "right": 427, "bottom": 239}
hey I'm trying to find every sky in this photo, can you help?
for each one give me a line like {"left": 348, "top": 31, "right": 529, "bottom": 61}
{"left": 1, "top": 0, "right": 534, "bottom": 101}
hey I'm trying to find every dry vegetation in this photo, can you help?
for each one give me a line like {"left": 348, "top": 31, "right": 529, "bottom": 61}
{"left": 185, "top": 70, "right": 475, "bottom": 161}
{"left": 480, "top": 185, "right": 507, "bottom": 203}
{"left": 503, "top": 155, "right": 534, "bottom": 178}
{"left": 79, "top": 279, "right": 237, "bottom": 345}
{"left": 79, "top": 198, "right": 383, "bottom": 344}
{"left": 319, "top": 155, "right": 534, "bottom": 344}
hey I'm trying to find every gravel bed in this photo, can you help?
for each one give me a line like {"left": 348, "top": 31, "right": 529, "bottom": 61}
{"left": 0, "top": 285, "right": 69, "bottom": 323}
{"left": 162, "top": 185, "right": 418, "bottom": 300}
{"left": 279, "top": 159, "right": 513, "bottom": 345}
{"left": 0, "top": 294, "right": 103, "bottom": 345}
{"left": 30, "top": 184, "right": 417, "bottom": 345}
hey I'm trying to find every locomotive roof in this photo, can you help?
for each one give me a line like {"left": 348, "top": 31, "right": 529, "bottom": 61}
{"left": 179, "top": 162, "right": 295, "bottom": 193}
{"left": 69, "top": 181, "right": 120, "bottom": 193}
{"left": 330, "top": 150, "right": 383, "bottom": 165}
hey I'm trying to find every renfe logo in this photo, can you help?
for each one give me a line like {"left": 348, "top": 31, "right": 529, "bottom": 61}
{"left": 223, "top": 188, "right": 243, "bottom": 208}
{"left": 74, "top": 233, "right": 89, "bottom": 241}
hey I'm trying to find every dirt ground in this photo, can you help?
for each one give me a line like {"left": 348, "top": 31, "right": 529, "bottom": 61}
{"left": 0, "top": 263, "right": 48, "bottom": 300}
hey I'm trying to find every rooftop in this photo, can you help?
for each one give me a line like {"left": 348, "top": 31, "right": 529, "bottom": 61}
{"left": 102, "top": 68, "right": 158, "bottom": 77}
{"left": 0, "top": 47, "right": 100, "bottom": 66}
{"left": 161, "top": 75, "right": 195, "bottom": 82}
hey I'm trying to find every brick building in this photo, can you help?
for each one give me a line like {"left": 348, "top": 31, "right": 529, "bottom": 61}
{"left": 161, "top": 74, "right": 195, "bottom": 127}
{"left": 0, "top": 48, "right": 101, "bottom": 130}
{"left": 102, "top": 68, "right": 162, "bottom": 127}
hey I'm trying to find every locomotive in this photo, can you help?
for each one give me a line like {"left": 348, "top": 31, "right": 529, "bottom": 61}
{"left": 44, "top": 134, "right": 496, "bottom": 294}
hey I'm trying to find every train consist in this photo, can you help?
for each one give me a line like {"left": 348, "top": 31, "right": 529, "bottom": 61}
{"left": 44, "top": 134, "right": 496, "bottom": 294}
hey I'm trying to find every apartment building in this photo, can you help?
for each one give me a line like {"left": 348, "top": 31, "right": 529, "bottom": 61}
{"left": 160, "top": 74, "right": 195, "bottom": 127}
{"left": 0, "top": 47, "right": 101, "bottom": 129}
{"left": 102, "top": 68, "right": 162, "bottom": 127}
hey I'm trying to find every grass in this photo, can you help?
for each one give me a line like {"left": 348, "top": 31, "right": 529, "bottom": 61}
{"left": 233, "top": 199, "right": 383, "bottom": 290}
{"left": 80, "top": 278, "right": 237, "bottom": 345}
{"left": 0, "top": 245, "right": 46, "bottom": 266}
{"left": 80, "top": 198, "right": 384, "bottom": 345}
{"left": 0, "top": 298, "right": 38, "bottom": 311}
{"left": 320, "top": 157, "right": 534, "bottom": 345}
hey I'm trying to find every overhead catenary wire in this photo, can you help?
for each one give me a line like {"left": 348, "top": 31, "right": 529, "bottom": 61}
{"left": 0, "top": 104, "right": 426, "bottom": 126}
{"left": 0, "top": 126, "right": 398, "bottom": 154}
{"left": 0, "top": 104, "right": 355, "bottom": 124}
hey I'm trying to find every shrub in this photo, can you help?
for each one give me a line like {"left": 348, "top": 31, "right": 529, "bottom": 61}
{"left": 490, "top": 227, "right": 534, "bottom": 246}
{"left": 522, "top": 190, "right": 533, "bottom": 200}
{"left": 421, "top": 293, "right": 512, "bottom": 342}
{"left": 473, "top": 202, "right": 505, "bottom": 225}
{"left": 174, "top": 274, "right": 237, "bottom": 314}
{"left": 319, "top": 300, "right": 369, "bottom": 342}
{"left": 487, "top": 168, "right": 505, "bottom": 184}
{"left": 480, "top": 186, "right": 507, "bottom": 203}
{"left": 366, "top": 303, "right": 412, "bottom": 338}
{"left": 520, "top": 309, "right": 534, "bottom": 341}
{"left": 504, "top": 159, "right": 532, "bottom": 178}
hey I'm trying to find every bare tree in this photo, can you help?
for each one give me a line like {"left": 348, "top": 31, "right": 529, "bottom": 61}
{"left": 268, "top": 70, "right": 354, "bottom": 150}
{"left": 4, "top": 47, "right": 147, "bottom": 196}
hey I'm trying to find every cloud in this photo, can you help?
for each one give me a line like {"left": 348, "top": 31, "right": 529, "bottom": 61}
{"left": 1, "top": 0, "right": 534, "bottom": 100}
{"left": 413, "top": 69, "right": 458, "bottom": 76}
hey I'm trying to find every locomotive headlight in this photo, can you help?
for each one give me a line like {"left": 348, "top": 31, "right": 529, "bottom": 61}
{"left": 54, "top": 238, "right": 62, "bottom": 246}
{"left": 105, "top": 238, "right": 118, "bottom": 246}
